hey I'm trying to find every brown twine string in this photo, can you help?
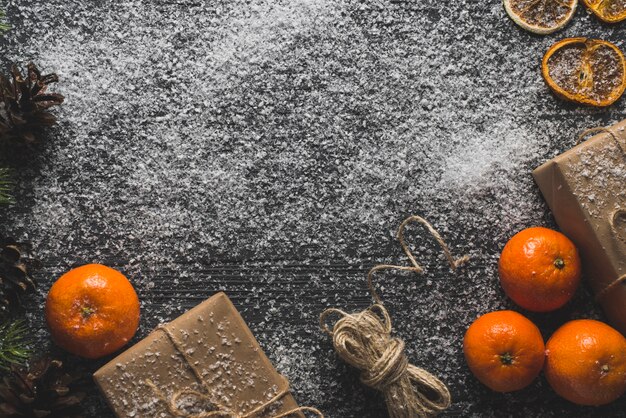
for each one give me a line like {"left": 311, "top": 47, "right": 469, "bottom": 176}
{"left": 367, "top": 215, "right": 470, "bottom": 304}
{"left": 145, "top": 324, "right": 323, "bottom": 418}
{"left": 576, "top": 128, "right": 626, "bottom": 301}
{"left": 320, "top": 215, "right": 469, "bottom": 418}
{"left": 595, "top": 273, "right": 626, "bottom": 302}
{"left": 612, "top": 209, "right": 626, "bottom": 245}
{"left": 576, "top": 126, "right": 626, "bottom": 154}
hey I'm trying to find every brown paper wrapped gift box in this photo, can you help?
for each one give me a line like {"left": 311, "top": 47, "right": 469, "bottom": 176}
{"left": 94, "top": 292, "right": 304, "bottom": 418}
{"left": 533, "top": 119, "right": 626, "bottom": 333}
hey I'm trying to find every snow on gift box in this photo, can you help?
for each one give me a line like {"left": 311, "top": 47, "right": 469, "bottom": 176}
{"left": 93, "top": 292, "right": 322, "bottom": 418}
{"left": 533, "top": 119, "right": 626, "bottom": 334}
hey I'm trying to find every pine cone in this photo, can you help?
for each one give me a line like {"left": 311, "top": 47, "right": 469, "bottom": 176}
{"left": 0, "top": 63, "right": 64, "bottom": 144}
{"left": 0, "top": 357, "right": 86, "bottom": 418}
{"left": 0, "top": 237, "right": 35, "bottom": 317}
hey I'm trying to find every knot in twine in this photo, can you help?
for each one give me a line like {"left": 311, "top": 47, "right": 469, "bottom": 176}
{"left": 145, "top": 325, "right": 323, "bottom": 418}
{"left": 322, "top": 305, "right": 408, "bottom": 392}
{"left": 577, "top": 127, "right": 626, "bottom": 301}
{"left": 321, "top": 215, "right": 469, "bottom": 418}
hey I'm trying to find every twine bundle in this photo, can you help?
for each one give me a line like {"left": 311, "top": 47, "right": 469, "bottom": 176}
{"left": 576, "top": 126, "right": 626, "bottom": 301}
{"left": 145, "top": 324, "right": 323, "bottom": 418}
{"left": 320, "top": 215, "right": 469, "bottom": 418}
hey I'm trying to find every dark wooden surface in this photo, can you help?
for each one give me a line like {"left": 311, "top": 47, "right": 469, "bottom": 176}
{"left": 1, "top": 0, "right": 626, "bottom": 417}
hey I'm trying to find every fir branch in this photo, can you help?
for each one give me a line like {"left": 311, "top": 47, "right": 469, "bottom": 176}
{"left": 0, "top": 320, "right": 31, "bottom": 371}
{"left": 0, "top": 168, "right": 13, "bottom": 204}
{"left": 0, "top": 9, "right": 9, "bottom": 33}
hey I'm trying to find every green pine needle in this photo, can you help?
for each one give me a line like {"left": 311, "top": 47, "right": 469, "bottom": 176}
{"left": 0, "top": 9, "right": 9, "bottom": 33}
{"left": 0, "top": 168, "right": 13, "bottom": 204}
{"left": 0, "top": 320, "right": 31, "bottom": 371}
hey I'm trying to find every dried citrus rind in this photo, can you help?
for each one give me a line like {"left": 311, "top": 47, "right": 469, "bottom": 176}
{"left": 542, "top": 38, "right": 626, "bottom": 107}
{"left": 582, "top": 0, "right": 626, "bottom": 23}
{"left": 504, "top": 0, "right": 578, "bottom": 34}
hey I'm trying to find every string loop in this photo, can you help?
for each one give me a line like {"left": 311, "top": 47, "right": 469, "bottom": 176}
{"left": 145, "top": 325, "right": 323, "bottom": 418}
{"left": 611, "top": 209, "right": 626, "bottom": 245}
{"left": 576, "top": 126, "right": 626, "bottom": 154}
{"left": 367, "top": 215, "right": 469, "bottom": 303}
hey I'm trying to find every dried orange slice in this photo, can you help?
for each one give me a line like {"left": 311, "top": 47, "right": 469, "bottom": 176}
{"left": 582, "top": 0, "right": 626, "bottom": 23}
{"left": 504, "top": 0, "right": 577, "bottom": 34}
{"left": 542, "top": 38, "right": 626, "bottom": 107}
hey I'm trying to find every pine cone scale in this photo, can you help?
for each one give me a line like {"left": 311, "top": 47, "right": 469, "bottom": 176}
{"left": 0, "top": 358, "right": 85, "bottom": 417}
{"left": 32, "top": 93, "right": 64, "bottom": 104}
{"left": 18, "top": 392, "right": 35, "bottom": 403}
{"left": 1, "top": 244, "right": 20, "bottom": 263}
{"left": 0, "top": 238, "right": 35, "bottom": 317}
{"left": 0, "top": 403, "right": 19, "bottom": 415}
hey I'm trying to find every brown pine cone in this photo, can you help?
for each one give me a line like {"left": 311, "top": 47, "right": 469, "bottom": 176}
{"left": 0, "top": 63, "right": 64, "bottom": 144}
{"left": 0, "top": 237, "right": 36, "bottom": 317}
{"left": 0, "top": 357, "right": 86, "bottom": 418}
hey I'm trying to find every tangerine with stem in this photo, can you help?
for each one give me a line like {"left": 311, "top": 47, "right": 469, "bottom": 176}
{"left": 499, "top": 227, "right": 581, "bottom": 312}
{"left": 45, "top": 264, "right": 140, "bottom": 359}
{"left": 464, "top": 310, "right": 545, "bottom": 392}
{"left": 545, "top": 319, "right": 626, "bottom": 405}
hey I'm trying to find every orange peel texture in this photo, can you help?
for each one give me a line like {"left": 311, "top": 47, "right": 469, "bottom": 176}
{"left": 504, "top": 0, "right": 577, "bottom": 34}
{"left": 582, "top": 0, "right": 626, "bottom": 23}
